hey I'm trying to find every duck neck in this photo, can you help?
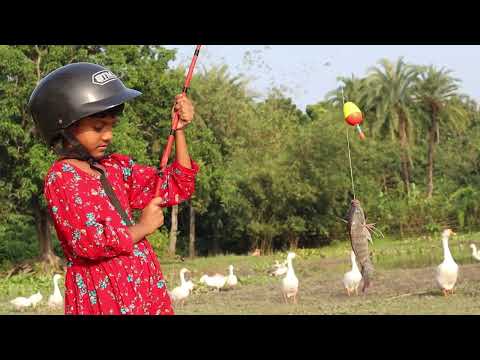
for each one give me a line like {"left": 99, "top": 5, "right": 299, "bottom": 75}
{"left": 229, "top": 267, "right": 233, "bottom": 276}
{"left": 180, "top": 272, "right": 186, "bottom": 286}
{"left": 351, "top": 252, "right": 359, "bottom": 272}
{"left": 53, "top": 277, "right": 61, "bottom": 296}
{"left": 287, "top": 257, "right": 295, "bottom": 276}
{"left": 472, "top": 244, "right": 478, "bottom": 256}
{"left": 442, "top": 236, "right": 454, "bottom": 262}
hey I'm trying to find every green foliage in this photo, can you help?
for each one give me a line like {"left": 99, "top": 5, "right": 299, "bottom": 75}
{"left": 146, "top": 227, "right": 170, "bottom": 258}
{"left": 0, "top": 45, "right": 176, "bottom": 264}
{"left": 2, "top": 46, "right": 480, "bottom": 265}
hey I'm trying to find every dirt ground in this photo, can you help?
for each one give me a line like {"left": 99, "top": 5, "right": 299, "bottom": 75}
{"left": 3, "top": 257, "right": 480, "bottom": 315}
{"left": 173, "top": 260, "right": 480, "bottom": 315}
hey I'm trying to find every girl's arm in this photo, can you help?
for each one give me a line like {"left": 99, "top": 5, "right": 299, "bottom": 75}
{"left": 172, "top": 93, "right": 193, "bottom": 169}
{"left": 127, "top": 223, "right": 150, "bottom": 243}
{"left": 127, "top": 197, "right": 165, "bottom": 242}
{"left": 174, "top": 129, "right": 191, "bottom": 169}
{"left": 111, "top": 153, "right": 199, "bottom": 209}
{"left": 116, "top": 94, "right": 198, "bottom": 209}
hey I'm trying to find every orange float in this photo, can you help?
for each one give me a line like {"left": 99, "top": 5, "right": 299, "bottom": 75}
{"left": 343, "top": 102, "right": 365, "bottom": 140}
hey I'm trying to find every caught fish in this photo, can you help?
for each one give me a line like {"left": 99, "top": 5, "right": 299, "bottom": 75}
{"left": 346, "top": 199, "right": 375, "bottom": 292}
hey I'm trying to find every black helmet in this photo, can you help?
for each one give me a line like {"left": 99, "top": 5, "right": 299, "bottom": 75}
{"left": 28, "top": 62, "right": 141, "bottom": 146}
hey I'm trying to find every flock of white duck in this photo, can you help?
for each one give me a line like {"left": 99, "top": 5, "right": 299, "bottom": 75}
{"left": 163, "top": 228, "right": 480, "bottom": 307}
{"left": 10, "top": 273, "right": 63, "bottom": 311}
{"left": 168, "top": 264, "right": 240, "bottom": 306}
{"left": 342, "top": 228, "right": 480, "bottom": 298}
{"left": 167, "top": 252, "right": 301, "bottom": 307}
{"left": 9, "top": 228, "right": 480, "bottom": 311}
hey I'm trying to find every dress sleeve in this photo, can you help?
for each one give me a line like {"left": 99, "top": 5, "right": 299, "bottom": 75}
{"left": 110, "top": 153, "right": 199, "bottom": 209}
{"left": 44, "top": 173, "right": 134, "bottom": 261}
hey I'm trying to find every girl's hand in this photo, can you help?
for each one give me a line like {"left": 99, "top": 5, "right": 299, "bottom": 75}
{"left": 172, "top": 94, "right": 194, "bottom": 130}
{"left": 138, "top": 197, "right": 165, "bottom": 235}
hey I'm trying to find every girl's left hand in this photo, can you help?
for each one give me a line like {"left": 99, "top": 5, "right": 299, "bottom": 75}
{"left": 172, "top": 94, "right": 194, "bottom": 130}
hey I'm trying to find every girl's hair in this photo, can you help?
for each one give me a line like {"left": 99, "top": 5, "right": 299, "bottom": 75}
{"left": 89, "top": 104, "right": 125, "bottom": 119}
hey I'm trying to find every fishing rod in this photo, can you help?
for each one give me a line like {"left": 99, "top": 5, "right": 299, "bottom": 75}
{"left": 154, "top": 45, "right": 202, "bottom": 197}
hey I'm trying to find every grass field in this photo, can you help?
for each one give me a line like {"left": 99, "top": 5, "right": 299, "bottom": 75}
{"left": 2, "top": 231, "right": 480, "bottom": 315}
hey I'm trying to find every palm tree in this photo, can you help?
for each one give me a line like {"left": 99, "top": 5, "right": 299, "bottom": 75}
{"left": 415, "top": 66, "right": 459, "bottom": 198}
{"left": 413, "top": 65, "right": 464, "bottom": 198}
{"left": 326, "top": 74, "right": 369, "bottom": 106}
{"left": 325, "top": 75, "right": 380, "bottom": 135}
{"left": 366, "top": 58, "right": 419, "bottom": 194}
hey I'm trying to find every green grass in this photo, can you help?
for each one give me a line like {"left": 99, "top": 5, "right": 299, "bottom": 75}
{"left": 2, "top": 231, "right": 480, "bottom": 315}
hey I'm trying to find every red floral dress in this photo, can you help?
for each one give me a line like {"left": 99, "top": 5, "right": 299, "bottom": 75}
{"left": 43, "top": 153, "right": 199, "bottom": 315}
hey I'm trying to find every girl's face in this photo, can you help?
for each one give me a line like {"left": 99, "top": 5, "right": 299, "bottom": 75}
{"left": 71, "top": 114, "right": 118, "bottom": 159}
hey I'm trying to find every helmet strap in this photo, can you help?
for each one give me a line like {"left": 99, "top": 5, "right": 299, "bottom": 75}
{"left": 54, "top": 129, "right": 133, "bottom": 227}
{"left": 88, "top": 161, "right": 133, "bottom": 227}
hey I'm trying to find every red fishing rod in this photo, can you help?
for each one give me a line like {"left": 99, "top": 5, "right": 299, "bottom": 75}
{"left": 154, "top": 45, "right": 202, "bottom": 197}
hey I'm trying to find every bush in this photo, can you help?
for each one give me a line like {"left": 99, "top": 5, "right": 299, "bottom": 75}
{"left": 146, "top": 227, "right": 170, "bottom": 258}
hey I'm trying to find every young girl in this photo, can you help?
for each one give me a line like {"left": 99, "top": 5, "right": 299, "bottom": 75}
{"left": 28, "top": 62, "right": 199, "bottom": 315}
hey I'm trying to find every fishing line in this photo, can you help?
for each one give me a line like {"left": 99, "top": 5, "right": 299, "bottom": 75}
{"left": 342, "top": 87, "right": 356, "bottom": 200}
{"left": 346, "top": 128, "right": 356, "bottom": 200}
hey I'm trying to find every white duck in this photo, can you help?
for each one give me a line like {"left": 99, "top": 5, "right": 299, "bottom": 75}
{"left": 343, "top": 251, "right": 362, "bottom": 296}
{"left": 470, "top": 244, "right": 480, "bottom": 261}
{"left": 281, "top": 252, "right": 299, "bottom": 304}
{"left": 436, "top": 229, "right": 458, "bottom": 296}
{"left": 10, "top": 296, "right": 32, "bottom": 311}
{"left": 269, "top": 260, "right": 288, "bottom": 277}
{"left": 48, "top": 274, "right": 64, "bottom": 308}
{"left": 200, "top": 273, "right": 227, "bottom": 291}
{"left": 169, "top": 268, "right": 191, "bottom": 306}
{"left": 226, "top": 265, "right": 238, "bottom": 288}
{"left": 184, "top": 275, "right": 195, "bottom": 292}
{"left": 28, "top": 291, "right": 43, "bottom": 308}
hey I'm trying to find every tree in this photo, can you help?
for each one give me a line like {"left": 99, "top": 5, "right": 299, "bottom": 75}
{"left": 186, "top": 65, "right": 254, "bottom": 255}
{"left": 168, "top": 205, "right": 179, "bottom": 255}
{"left": 366, "top": 58, "right": 419, "bottom": 194}
{"left": 181, "top": 124, "right": 223, "bottom": 257}
{"left": 413, "top": 65, "right": 465, "bottom": 197}
{"left": 0, "top": 45, "right": 175, "bottom": 268}
{"left": 219, "top": 91, "right": 314, "bottom": 253}
{"left": 0, "top": 45, "right": 83, "bottom": 268}
{"left": 188, "top": 201, "right": 195, "bottom": 258}
{"left": 326, "top": 74, "right": 370, "bottom": 108}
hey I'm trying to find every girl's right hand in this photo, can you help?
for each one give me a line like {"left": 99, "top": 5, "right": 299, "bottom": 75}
{"left": 173, "top": 94, "right": 194, "bottom": 130}
{"left": 138, "top": 197, "right": 165, "bottom": 235}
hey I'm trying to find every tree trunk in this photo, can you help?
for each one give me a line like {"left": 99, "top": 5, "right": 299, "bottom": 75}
{"left": 426, "top": 110, "right": 438, "bottom": 198}
{"left": 168, "top": 205, "right": 178, "bottom": 255}
{"left": 289, "top": 234, "right": 299, "bottom": 250}
{"left": 212, "top": 236, "right": 220, "bottom": 255}
{"left": 33, "top": 198, "right": 60, "bottom": 268}
{"left": 397, "top": 107, "right": 411, "bottom": 195}
{"left": 260, "top": 237, "right": 272, "bottom": 255}
{"left": 189, "top": 202, "right": 196, "bottom": 259}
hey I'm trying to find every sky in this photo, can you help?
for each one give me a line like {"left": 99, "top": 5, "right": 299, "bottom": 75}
{"left": 164, "top": 45, "right": 480, "bottom": 112}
